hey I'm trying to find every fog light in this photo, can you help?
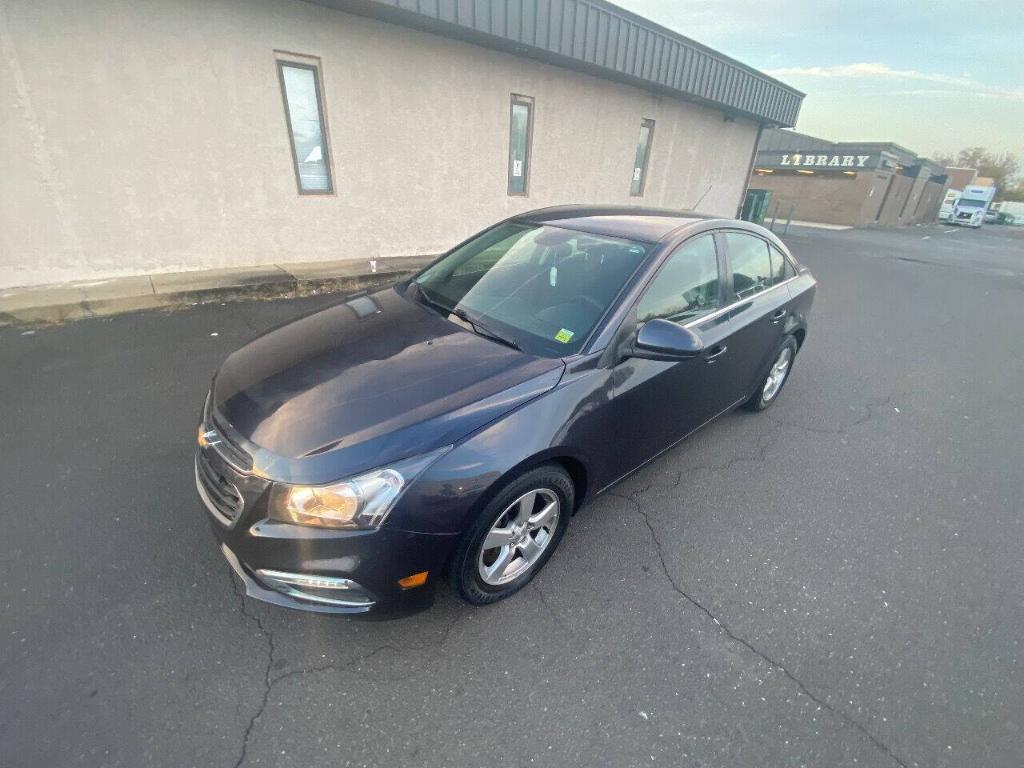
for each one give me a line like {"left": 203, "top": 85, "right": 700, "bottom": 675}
{"left": 255, "top": 568, "right": 375, "bottom": 607}
{"left": 397, "top": 571, "right": 429, "bottom": 589}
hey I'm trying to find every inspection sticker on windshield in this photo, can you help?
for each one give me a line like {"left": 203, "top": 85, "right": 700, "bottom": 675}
{"left": 555, "top": 328, "right": 575, "bottom": 344}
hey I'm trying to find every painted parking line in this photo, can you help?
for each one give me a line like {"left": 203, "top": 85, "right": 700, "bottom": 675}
{"left": 943, "top": 229, "right": 958, "bottom": 234}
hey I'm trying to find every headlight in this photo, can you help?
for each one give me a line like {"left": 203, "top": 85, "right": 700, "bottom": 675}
{"left": 268, "top": 446, "right": 451, "bottom": 530}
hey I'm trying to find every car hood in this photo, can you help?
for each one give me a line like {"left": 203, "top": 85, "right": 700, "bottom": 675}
{"left": 212, "top": 287, "right": 564, "bottom": 484}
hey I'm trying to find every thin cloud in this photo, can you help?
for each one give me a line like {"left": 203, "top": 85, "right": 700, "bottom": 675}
{"left": 766, "top": 62, "right": 1024, "bottom": 101}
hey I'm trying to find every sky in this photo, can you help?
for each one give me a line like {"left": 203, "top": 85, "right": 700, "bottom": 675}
{"left": 616, "top": 0, "right": 1024, "bottom": 158}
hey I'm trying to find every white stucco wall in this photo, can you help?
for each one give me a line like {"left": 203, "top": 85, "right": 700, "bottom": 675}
{"left": 0, "top": 0, "right": 759, "bottom": 289}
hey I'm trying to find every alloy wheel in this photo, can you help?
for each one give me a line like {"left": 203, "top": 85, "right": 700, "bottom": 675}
{"left": 762, "top": 346, "right": 793, "bottom": 403}
{"left": 477, "top": 489, "right": 560, "bottom": 586}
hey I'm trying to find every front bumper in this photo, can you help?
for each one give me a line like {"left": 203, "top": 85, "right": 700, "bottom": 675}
{"left": 208, "top": 515, "right": 459, "bottom": 617}
{"left": 195, "top": 434, "right": 460, "bottom": 617}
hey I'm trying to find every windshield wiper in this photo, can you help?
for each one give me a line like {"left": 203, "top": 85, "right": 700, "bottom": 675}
{"left": 450, "top": 307, "right": 523, "bottom": 352}
{"left": 413, "top": 282, "right": 456, "bottom": 316}
{"left": 413, "top": 283, "right": 522, "bottom": 352}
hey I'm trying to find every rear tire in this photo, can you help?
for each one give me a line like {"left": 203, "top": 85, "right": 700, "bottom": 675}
{"left": 448, "top": 465, "right": 573, "bottom": 606}
{"left": 744, "top": 335, "right": 798, "bottom": 412}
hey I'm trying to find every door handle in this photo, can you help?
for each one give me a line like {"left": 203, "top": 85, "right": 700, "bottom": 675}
{"left": 769, "top": 309, "right": 787, "bottom": 324}
{"left": 704, "top": 345, "right": 727, "bottom": 363}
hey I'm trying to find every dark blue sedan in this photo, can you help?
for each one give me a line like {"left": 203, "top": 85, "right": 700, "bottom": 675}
{"left": 196, "top": 206, "right": 816, "bottom": 616}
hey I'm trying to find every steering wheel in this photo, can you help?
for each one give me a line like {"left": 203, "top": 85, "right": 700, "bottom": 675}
{"left": 681, "top": 288, "right": 705, "bottom": 309}
{"left": 568, "top": 295, "right": 604, "bottom": 315}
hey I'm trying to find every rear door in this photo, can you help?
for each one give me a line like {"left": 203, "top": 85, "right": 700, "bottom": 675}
{"left": 717, "top": 232, "right": 795, "bottom": 403}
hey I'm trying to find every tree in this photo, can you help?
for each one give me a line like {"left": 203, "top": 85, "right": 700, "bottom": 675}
{"left": 1000, "top": 184, "right": 1024, "bottom": 203}
{"left": 932, "top": 147, "right": 1021, "bottom": 193}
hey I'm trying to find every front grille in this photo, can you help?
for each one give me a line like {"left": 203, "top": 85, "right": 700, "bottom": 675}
{"left": 209, "top": 412, "right": 253, "bottom": 472}
{"left": 197, "top": 449, "right": 244, "bottom": 523}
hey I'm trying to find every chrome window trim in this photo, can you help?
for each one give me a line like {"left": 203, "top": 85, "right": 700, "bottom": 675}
{"left": 682, "top": 274, "right": 800, "bottom": 329}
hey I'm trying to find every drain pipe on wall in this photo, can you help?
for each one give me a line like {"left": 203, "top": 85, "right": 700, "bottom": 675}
{"left": 690, "top": 185, "right": 713, "bottom": 212}
{"left": 736, "top": 121, "right": 765, "bottom": 218}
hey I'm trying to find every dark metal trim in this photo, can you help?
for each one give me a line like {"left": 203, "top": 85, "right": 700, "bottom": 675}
{"left": 874, "top": 174, "right": 896, "bottom": 222}
{"left": 276, "top": 58, "right": 335, "bottom": 196}
{"left": 311, "top": 0, "right": 803, "bottom": 126}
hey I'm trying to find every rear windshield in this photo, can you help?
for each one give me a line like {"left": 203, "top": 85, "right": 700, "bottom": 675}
{"left": 411, "top": 222, "right": 650, "bottom": 357}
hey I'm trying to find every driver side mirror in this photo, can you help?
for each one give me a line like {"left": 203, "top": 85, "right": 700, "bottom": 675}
{"left": 629, "top": 318, "right": 704, "bottom": 361}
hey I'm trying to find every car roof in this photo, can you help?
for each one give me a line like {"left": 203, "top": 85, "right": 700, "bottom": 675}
{"left": 514, "top": 205, "right": 714, "bottom": 244}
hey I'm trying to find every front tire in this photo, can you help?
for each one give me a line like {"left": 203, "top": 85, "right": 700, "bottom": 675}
{"left": 448, "top": 465, "right": 573, "bottom": 606}
{"left": 744, "top": 335, "right": 798, "bottom": 412}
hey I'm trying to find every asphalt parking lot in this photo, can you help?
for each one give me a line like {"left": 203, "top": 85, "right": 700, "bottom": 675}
{"left": 3, "top": 223, "right": 1023, "bottom": 768}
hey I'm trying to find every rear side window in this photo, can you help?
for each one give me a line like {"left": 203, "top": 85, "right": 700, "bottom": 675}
{"left": 725, "top": 233, "right": 772, "bottom": 299}
{"left": 769, "top": 245, "right": 796, "bottom": 283}
{"left": 637, "top": 235, "right": 721, "bottom": 323}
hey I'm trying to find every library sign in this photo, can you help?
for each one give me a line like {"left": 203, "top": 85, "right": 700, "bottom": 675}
{"left": 757, "top": 151, "right": 881, "bottom": 171}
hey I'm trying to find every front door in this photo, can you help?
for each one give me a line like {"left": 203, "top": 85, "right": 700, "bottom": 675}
{"left": 609, "top": 234, "right": 738, "bottom": 477}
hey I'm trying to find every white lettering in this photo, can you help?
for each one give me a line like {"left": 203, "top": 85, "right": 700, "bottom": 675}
{"left": 792, "top": 153, "right": 802, "bottom": 165}
{"left": 828, "top": 156, "right": 841, "bottom": 166}
{"left": 841, "top": 156, "right": 854, "bottom": 167}
{"left": 780, "top": 154, "right": 792, "bottom": 166}
{"left": 856, "top": 155, "right": 870, "bottom": 167}
{"left": 803, "top": 155, "right": 816, "bottom": 166}
{"left": 816, "top": 155, "right": 829, "bottom": 166}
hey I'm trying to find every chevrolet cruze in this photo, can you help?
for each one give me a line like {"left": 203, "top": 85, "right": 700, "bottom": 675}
{"left": 196, "top": 206, "right": 816, "bottom": 616}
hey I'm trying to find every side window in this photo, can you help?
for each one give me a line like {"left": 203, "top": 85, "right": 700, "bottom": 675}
{"left": 276, "top": 59, "right": 333, "bottom": 194}
{"left": 769, "top": 245, "right": 796, "bottom": 283}
{"left": 637, "top": 236, "right": 720, "bottom": 323}
{"left": 725, "top": 233, "right": 773, "bottom": 299}
{"left": 507, "top": 95, "right": 534, "bottom": 196}
{"left": 630, "top": 119, "right": 655, "bottom": 196}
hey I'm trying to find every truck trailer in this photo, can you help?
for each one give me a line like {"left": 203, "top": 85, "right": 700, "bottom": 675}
{"left": 992, "top": 201, "right": 1024, "bottom": 225}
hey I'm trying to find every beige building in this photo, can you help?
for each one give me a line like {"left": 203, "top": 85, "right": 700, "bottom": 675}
{"left": 0, "top": 0, "right": 802, "bottom": 290}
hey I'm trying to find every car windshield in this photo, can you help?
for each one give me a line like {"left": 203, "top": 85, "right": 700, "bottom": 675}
{"left": 957, "top": 199, "right": 985, "bottom": 208}
{"left": 411, "top": 222, "right": 650, "bottom": 356}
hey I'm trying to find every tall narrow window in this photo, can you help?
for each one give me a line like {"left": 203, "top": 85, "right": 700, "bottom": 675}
{"left": 277, "top": 60, "right": 333, "bottom": 194}
{"left": 508, "top": 95, "right": 533, "bottom": 196}
{"left": 630, "top": 119, "right": 655, "bottom": 196}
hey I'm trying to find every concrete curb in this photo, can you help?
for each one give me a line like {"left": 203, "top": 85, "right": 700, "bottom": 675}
{"left": 0, "top": 256, "right": 436, "bottom": 327}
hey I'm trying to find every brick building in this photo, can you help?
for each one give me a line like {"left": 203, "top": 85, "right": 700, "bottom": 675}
{"left": 747, "top": 128, "right": 948, "bottom": 227}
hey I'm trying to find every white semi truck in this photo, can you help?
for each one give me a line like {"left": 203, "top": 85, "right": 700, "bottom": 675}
{"left": 949, "top": 185, "right": 997, "bottom": 228}
{"left": 938, "top": 189, "right": 961, "bottom": 222}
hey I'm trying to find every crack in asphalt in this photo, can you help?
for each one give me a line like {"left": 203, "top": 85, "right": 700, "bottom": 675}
{"left": 436, "top": 608, "right": 468, "bottom": 647}
{"left": 268, "top": 644, "right": 398, "bottom": 688}
{"left": 679, "top": 423, "right": 781, "bottom": 476}
{"left": 227, "top": 568, "right": 274, "bottom": 768}
{"left": 767, "top": 394, "right": 894, "bottom": 436}
{"left": 531, "top": 581, "right": 573, "bottom": 636}
{"left": 615, "top": 423, "right": 780, "bottom": 498}
{"left": 226, "top": 568, "right": 469, "bottom": 768}
{"left": 605, "top": 486, "right": 911, "bottom": 768}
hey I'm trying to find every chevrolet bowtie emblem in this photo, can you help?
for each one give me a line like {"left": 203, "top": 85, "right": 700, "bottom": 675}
{"left": 198, "top": 428, "right": 222, "bottom": 448}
